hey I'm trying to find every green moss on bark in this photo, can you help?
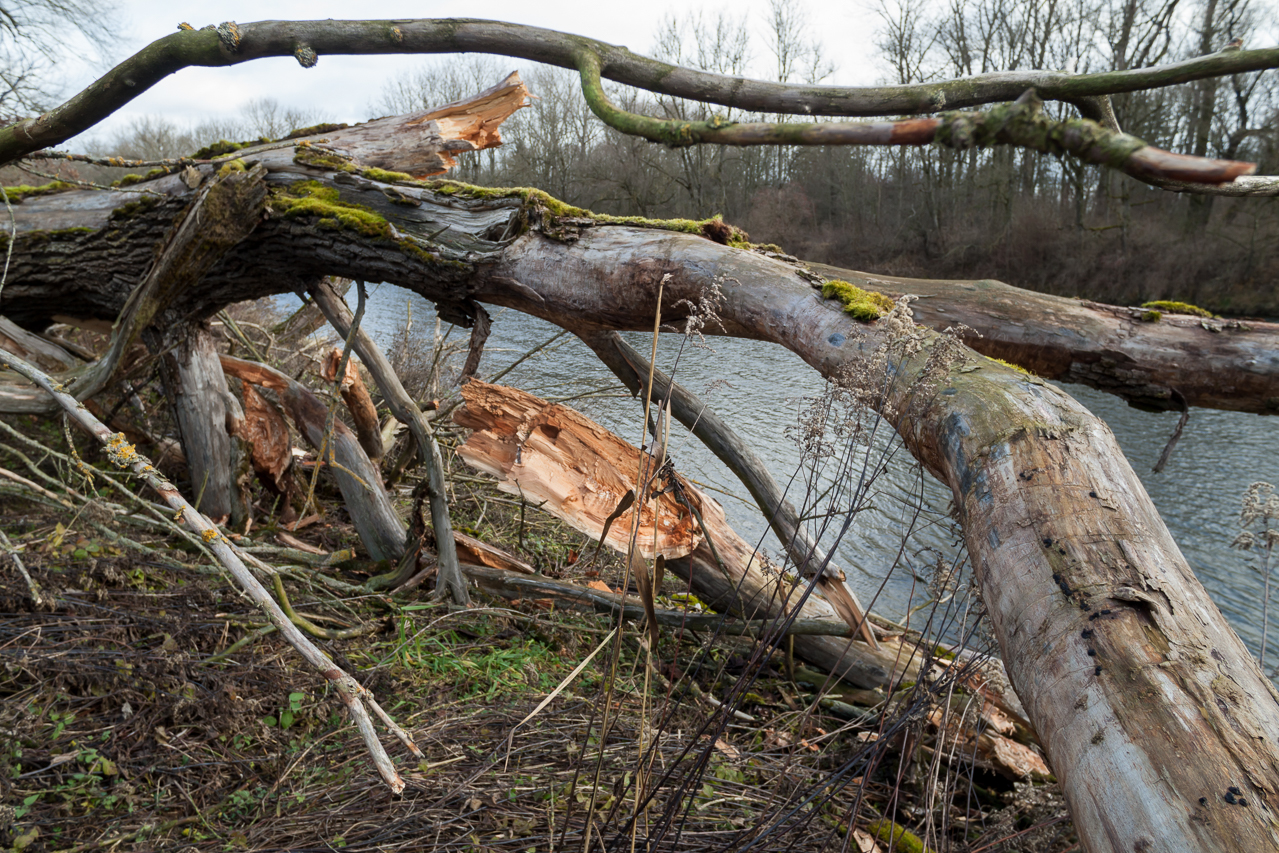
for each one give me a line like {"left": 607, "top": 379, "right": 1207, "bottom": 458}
{"left": 2, "top": 181, "right": 77, "bottom": 202}
{"left": 820, "top": 280, "right": 896, "bottom": 321}
{"left": 1141, "top": 300, "right": 1214, "bottom": 318}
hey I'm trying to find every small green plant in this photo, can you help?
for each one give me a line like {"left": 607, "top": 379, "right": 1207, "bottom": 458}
{"left": 263, "top": 691, "right": 307, "bottom": 729}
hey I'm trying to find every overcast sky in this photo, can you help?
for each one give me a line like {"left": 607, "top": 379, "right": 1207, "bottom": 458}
{"left": 59, "top": 1, "right": 882, "bottom": 149}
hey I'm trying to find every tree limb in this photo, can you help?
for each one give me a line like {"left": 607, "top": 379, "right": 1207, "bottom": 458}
{"left": 0, "top": 348, "right": 417, "bottom": 793}
{"left": 2, "top": 18, "right": 1277, "bottom": 168}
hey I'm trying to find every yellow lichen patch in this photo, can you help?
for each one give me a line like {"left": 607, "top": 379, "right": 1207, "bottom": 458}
{"left": 201, "top": 528, "right": 220, "bottom": 543}
{"left": 105, "top": 433, "right": 140, "bottom": 468}
{"left": 820, "top": 280, "right": 896, "bottom": 322}
{"left": 1141, "top": 300, "right": 1215, "bottom": 318}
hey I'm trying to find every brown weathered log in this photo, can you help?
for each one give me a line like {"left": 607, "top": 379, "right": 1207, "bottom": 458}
{"left": 218, "top": 354, "right": 406, "bottom": 561}
{"left": 454, "top": 380, "right": 913, "bottom": 688}
{"left": 321, "top": 347, "right": 383, "bottom": 461}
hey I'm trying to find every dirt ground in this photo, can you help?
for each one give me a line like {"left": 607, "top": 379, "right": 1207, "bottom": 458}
{"left": 0, "top": 477, "right": 1075, "bottom": 853}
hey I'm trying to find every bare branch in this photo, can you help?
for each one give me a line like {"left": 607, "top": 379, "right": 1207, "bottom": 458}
{"left": 1, "top": 18, "right": 1276, "bottom": 165}
{"left": 0, "top": 348, "right": 414, "bottom": 793}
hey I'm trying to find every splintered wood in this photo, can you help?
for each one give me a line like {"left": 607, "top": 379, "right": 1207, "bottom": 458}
{"left": 455, "top": 379, "right": 704, "bottom": 562}
{"left": 303, "top": 72, "right": 531, "bottom": 177}
{"left": 454, "top": 380, "right": 922, "bottom": 690}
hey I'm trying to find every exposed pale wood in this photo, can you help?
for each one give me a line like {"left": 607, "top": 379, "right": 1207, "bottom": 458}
{"left": 455, "top": 380, "right": 706, "bottom": 562}
{"left": 454, "top": 380, "right": 914, "bottom": 689}
{"left": 321, "top": 347, "right": 383, "bottom": 461}
{"left": 582, "top": 330, "right": 879, "bottom": 648}
{"left": 219, "top": 354, "right": 406, "bottom": 562}
{"left": 305, "top": 72, "right": 530, "bottom": 177}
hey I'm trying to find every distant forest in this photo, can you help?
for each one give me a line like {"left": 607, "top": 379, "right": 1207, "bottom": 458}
{"left": 74, "top": 0, "right": 1279, "bottom": 315}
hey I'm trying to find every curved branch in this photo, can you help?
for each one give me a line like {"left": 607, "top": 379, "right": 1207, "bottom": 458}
{"left": 578, "top": 59, "right": 1256, "bottom": 185}
{"left": 2, "top": 17, "right": 1277, "bottom": 165}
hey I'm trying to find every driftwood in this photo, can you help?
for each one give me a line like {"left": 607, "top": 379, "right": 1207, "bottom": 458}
{"left": 0, "top": 93, "right": 1276, "bottom": 849}
{"left": 454, "top": 380, "right": 918, "bottom": 689}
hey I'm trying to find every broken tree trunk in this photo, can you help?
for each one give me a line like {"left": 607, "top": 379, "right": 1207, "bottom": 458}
{"left": 581, "top": 329, "right": 879, "bottom": 649}
{"left": 161, "top": 324, "right": 240, "bottom": 525}
{"left": 0, "top": 100, "right": 1276, "bottom": 850}
{"left": 219, "top": 354, "right": 406, "bottom": 562}
{"left": 454, "top": 380, "right": 917, "bottom": 688}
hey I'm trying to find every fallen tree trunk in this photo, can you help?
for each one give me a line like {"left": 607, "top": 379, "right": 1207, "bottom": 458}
{"left": 454, "top": 380, "right": 912, "bottom": 688}
{"left": 0, "top": 108, "right": 1275, "bottom": 849}
{"left": 809, "top": 262, "right": 1279, "bottom": 415}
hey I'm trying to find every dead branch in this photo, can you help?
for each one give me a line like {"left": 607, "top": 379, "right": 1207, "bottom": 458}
{"left": 0, "top": 348, "right": 417, "bottom": 793}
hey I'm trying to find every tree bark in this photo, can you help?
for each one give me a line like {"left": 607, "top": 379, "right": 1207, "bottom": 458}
{"left": 307, "top": 278, "right": 469, "bottom": 604}
{"left": 808, "top": 262, "right": 1279, "bottom": 415}
{"left": 0, "top": 119, "right": 1276, "bottom": 850}
{"left": 161, "top": 325, "right": 238, "bottom": 525}
{"left": 218, "top": 354, "right": 406, "bottom": 562}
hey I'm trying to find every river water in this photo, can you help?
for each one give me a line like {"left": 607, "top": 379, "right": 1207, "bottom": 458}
{"left": 344, "top": 284, "right": 1279, "bottom": 669}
